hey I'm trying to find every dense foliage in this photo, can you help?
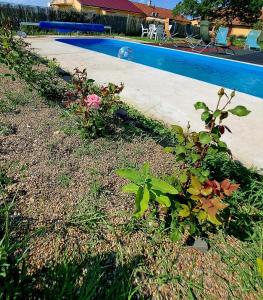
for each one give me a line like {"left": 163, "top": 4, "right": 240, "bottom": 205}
{"left": 173, "top": 0, "right": 263, "bottom": 24}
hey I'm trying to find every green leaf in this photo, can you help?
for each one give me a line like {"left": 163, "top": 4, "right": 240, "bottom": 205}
{"left": 186, "top": 142, "right": 195, "bottom": 149}
{"left": 135, "top": 186, "right": 143, "bottom": 216}
{"left": 150, "top": 177, "right": 178, "bottom": 195}
{"left": 201, "top": 169, "right": 210, "bottom": 177}
{"left": 176, "top": 145, "right": 186, "bottom": 155}
{"left": 177, "top": 134, "right": 185, "bottom": 144}
{"left": 257, "top": 258, "right": 263, "bottom": 279}
{"left": 228, "top": 106, "right": 251, "bottom": 117}
{"left": 194, "top": 102, "right": 208, "bottom": 110}
{"left": 122, "top": 183, "right": 139, "bottom": 194}
{"left": 179, "top": 172, "right": 188, "bottom": 184}
{"left": 134, "top": 186, "right": 150, "bottom": 218}
{"left": 207, "top": 214, "right": 222, "bottom": 225}
{"left": 197, "top": 210, "right": 207, "bottom": 222}
{"left": 218, "top": 141, "right": 228, "bottom": 149}
{"left": 201, "top": 111, "right": 211, "bottom": 122}
{"left": 199, "top": 132, "right": 212, "bottom": 145}
{"left": 164, "top": 147, "right": 174, "bottom": 153}
{"left": 191, "top": 153, "right": 201, "bottom": 163}
{"left": 170, "top": 226, "right": 182, "bottom": 242}
{"left": 178, "top": 204, "right": 190, "bottom": 217}
{"left": 156, "top": 195, "right": 171, "bottom": 207}
{"left": 116, "top": 169, "right": 142, "bottom": 184}
{"left": 141, "top": 163, "right": 150, "bottom": 178}
{"left": 213, "top": 109, "right": 221, "bottom": 118}
{"left": 207, "top": 146, "right": 218, "bottom": 155}
{"left": 171, "top": 125, "right": 183, "bottom": 134}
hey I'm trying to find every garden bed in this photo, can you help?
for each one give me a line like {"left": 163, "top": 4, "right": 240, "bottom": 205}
{"left": 1, "top": 63, "right": 263, "bottom": 299}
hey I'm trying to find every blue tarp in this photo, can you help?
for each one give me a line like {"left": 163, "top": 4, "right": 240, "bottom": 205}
{"left": 39, "top": 21, "right": 105, "bottom": 33}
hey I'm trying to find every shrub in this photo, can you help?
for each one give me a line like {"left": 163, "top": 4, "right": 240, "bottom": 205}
{"left": 253, "top": 20, "right": 263, "bottom": 30}
{"left": 117, "top": 89, "right": 251, "bottom": 239}
{"left": 64, "top": 68, "right": 124, "bottom": 138}
{"left": 0, "top": 22, "right": 67, "bottom": 102}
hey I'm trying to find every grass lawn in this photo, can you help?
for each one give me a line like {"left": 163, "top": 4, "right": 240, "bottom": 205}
{"left": 1, "top": 62, "right": 263, "bottom": 299}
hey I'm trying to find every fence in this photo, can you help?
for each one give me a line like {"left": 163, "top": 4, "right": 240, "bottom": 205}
{"left": 0, "top": 4, "right": 143, "bottom": 35}
{"left": 0, "top": 3, "right": 199, "bottom": 37}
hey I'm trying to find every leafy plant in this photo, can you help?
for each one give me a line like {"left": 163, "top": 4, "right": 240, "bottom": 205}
{"left": 64, "top": 68, "right": 124, "bottom": 138}
{"left": 117, "top": 163, "right": 178, "bottom": 218}
{"left": 0, "top": 123, "right": 15, "bottom": 136}
{"left": 166, "top": 89, "right": 250, "bottom": 234}
{"left": 117, "top": 89, "right": 251, "bottom": 238}
{"left": 58, "top": 173, "right": 71, "bottom": 188}
{"left": 0, "top": 22, "right": 66, "bottom": 102}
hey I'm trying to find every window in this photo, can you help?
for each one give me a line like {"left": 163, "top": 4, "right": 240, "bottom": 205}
{"left": 151, "top": 12, "right": 159, "bottom": 17}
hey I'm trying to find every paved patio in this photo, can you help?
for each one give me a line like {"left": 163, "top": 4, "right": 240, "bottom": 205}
{"left": 28, "top": 36, "right": 263, "bottom": 171}
{"left": 147, "top": 42, "right": 263, "bottom": 65}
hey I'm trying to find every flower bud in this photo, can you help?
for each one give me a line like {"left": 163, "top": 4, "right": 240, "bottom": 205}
{"left": 230, "top": 90, "right": 236, "bottom": 98}
{"left": 218, "top": 88, "right": 225, "bottom": 96}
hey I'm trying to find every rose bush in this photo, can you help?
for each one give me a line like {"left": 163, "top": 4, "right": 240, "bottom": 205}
{"left": 64, "top": 68, "right": 124, "bottom": 138}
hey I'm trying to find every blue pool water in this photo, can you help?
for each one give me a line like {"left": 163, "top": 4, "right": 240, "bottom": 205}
{"left": 56, "top": 38, "right": 263, "bottom": 99}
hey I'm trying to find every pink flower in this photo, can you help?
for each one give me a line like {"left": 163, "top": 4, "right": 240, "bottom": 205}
{"left": 84, "top": 94, "right": 101, "bottom": 109}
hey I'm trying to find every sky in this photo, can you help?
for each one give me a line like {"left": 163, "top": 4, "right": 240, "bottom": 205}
{"left": 0, "top": 0, "right": 180, "bottom": 9}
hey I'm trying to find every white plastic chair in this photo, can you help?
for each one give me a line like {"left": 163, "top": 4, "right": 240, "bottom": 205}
{"left": 153, "top": 25, "right": 164, "bottom": 40}
{"left": 148, "top": 24, "right": 156, "bottom": 39}
{"left": 141, "top": 24, "right": 148, "bottom": 38}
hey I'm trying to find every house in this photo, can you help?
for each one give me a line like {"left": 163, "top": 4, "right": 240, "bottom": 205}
{"left": 190, "top": 18, "right": 201, "bottom": 26}
{"left": 132, "top": 1, "right": 189, "bottom": 24}
{"left": 50, "top": 0, "right": 145, "bottom": 17}
{"left": 230, "top": 9, "right": 263, "bottom": 37}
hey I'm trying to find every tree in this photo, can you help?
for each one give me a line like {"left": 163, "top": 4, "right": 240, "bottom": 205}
{"left": 173, "top": 0, "right": 263, "bottom": 24}
{"left": 173, "top": 0, "right": 199, "bottom": 19}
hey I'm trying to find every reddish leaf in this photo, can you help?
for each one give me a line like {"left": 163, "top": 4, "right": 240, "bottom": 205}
{"left": 206, "top": 180, "right": 220, "bottom": 195}
{"left": 219, "top": 125, "right": 225, "bottom": 134}
{"left": 201, "top": 198, "right": 228, "bottom": 217}
{"left": 221, "top": 179, "right": 239, "bottom": 196}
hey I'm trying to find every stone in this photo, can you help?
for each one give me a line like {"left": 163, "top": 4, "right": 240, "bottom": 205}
{"left": 192, "top": 237, "right": 209, "bottom": 253}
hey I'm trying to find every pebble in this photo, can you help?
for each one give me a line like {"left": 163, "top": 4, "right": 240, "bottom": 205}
{"left": 192, "top": 237, "right": 209, "bottom": 253}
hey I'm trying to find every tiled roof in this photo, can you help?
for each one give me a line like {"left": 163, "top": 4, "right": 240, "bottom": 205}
{"left": 132, "top": 2, "right": 187, "bottom": 21}
{"left": 78, "top": 0, "right": 144, "bottom": 14}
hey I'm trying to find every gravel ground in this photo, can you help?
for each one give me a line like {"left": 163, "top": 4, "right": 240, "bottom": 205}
{"left": 0, "top": 65, "right": 261, "bottom": 300}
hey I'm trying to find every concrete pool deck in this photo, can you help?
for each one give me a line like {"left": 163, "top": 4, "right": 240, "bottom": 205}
{"left": 28, "top": 36, "right": 263, "bottom": 171}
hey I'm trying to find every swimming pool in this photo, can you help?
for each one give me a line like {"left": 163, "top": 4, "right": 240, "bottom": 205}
{"left": 56, "top": 38, "right": 263, "bottom": 99}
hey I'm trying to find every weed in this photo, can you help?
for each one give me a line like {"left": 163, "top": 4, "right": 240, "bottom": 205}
{"left": 58, "top": 174, "right": 71, "bottom": 188}
{"left": 47, "top": 139, "right": 60, "bottom": 153}
{"left": 0, "top": 90, "right": 29, "bottom": 113}
{"left": 69, "top": 196, "right": 106, "bottom": 232}
{"left": 213, "top": 226, "right": 263, "bottom": 297}
{"left": 0, "top": 122, "right": 15, "bottom": 136}
{"left": 89, "top": 181, "right": 103, "bottom": 198}
{"left": 73, "top": 143, "right": 98, "bottom": 157}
